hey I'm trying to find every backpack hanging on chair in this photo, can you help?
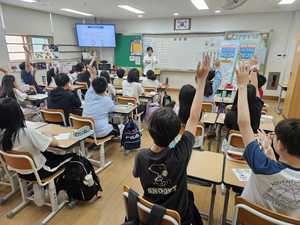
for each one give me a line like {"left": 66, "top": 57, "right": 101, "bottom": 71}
{"left": 120, "top": 117, "right": 141, "bottom": 156}
{"left": 162, "top": 90, "right": 176, "bottom": 109}
{"left": 142, "top": 102, "right": 160, "bottom": 123}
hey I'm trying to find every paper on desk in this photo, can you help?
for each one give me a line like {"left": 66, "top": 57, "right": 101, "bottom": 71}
{"left": 54, "top": 133, "right": 70, "bottom": 140}
{"left": 232, "top": 169, "right": 252, "bottom": 181}
{"left": 222, "top": 115, "right": 225, "bottom": 119}
{"left": 30, "top": 94, "right": 48, "bottom": 100}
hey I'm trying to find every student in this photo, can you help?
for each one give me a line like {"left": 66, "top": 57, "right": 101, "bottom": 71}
{"left": 47, "top": 67, "right": 58, "bottom": 87}
{"left": 235, "top": 60, "right": 300, "bottom": 218}
{"left": 122, "top": 68, "right": 146, "bottom": 119}
{"left": 133, "top": 54, "right": 210, "bottom": 222}
{"left": 67, "top": 65, "right": 78, "bottom": 85}
{"left": 195, "top": 58, "right": 222, "bottom": 112}
{"left": 83, "top": 65, "right": 120, "bottom": 138}
{"left": 47, "top": 73, "right": 82, "bottom": 125}
{"left": 143, "top": 47, "right": 158, "bottom": 75}
{"left": 141, "top": 70, "right": 161, "bottom": 89}
{"left": 173, "top": 84, "right": 204, "bottom": 148}
{"left": 20, "top": 45, "right": 44, "bottom": 94}
{"left": 0, "top": 97, "right": 75, "bottom": 206}
{"left": 75, "top": 52, "right": 97, "bottom": 88}
{"left": 100, "top": 71, "right": 116, "bottom": 99}
{"left": 113, "top": 68, "right": 125, "bottom": 85}
{"left": 0, "top": 74, "right": 40, "bottom": 120}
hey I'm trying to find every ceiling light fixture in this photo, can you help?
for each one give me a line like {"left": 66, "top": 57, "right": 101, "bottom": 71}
{"left": 60, "top": 8, "right": 93, "bottom": 16}
{"left": 21, "top": 0, "right": 38, "bottom": 2}
{"left": 138, "top": 15, "right": 143, "bottom": 17}
{"left": 215, "top": 10, "right": 221, "bottom": 13}
{"left": 191, "top": 0, "right": 209, "bottom": 10}
{"left": 278, "top": 0, "right": 296, "bottom": 4}
{"left": 117, "top": 5, "right": 145, "bottom": 14}
{"left": 174, "top": 13, "right": 179, "bottom": 15}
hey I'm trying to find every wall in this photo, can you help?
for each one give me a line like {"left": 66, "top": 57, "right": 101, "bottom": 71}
{"left": 102, "top": 11, "right": 300, "bottom": 96}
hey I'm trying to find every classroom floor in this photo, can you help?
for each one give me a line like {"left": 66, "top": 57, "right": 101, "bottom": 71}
{"left": 0, "top": 92, "right": 285, "bottom": 225}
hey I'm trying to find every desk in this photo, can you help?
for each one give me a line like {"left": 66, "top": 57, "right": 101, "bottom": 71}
{"left": 204, "top": 113, "right": 218, "bottom": 125}
{"left": 38, "top": 82, "right": 46, "bottom": 88}
{"left": 25, "top": 121, "right": 47, "bottom": 130}
{"left": 157, "top": 85, "right": 168, "bottom": 92}
{"left": 28, "top": 94, "right": 48, "bottom": 106}
{"left": 214, "top": 97, "right": 233, "bottom": 104}
{"left": 187, "top": 151, "right": 224, "bottom": 225}
{"left": 259, "top": 122, "right": 275, "bottom": 132}
{"left": 123, "top": 76, "right": 147, "bottom": 82}
{"left": 275, "top": 84, "right": 288, "bottom": 115}
{"left": 70, "top": 85, "right": 85, "bottom": 90}
{"left": 216, "top": 113, "right": 226, "bottom": 153}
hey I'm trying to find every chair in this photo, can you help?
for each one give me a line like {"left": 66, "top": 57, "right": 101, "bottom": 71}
{"left": 202, "top": 101, "right": 214, "bottom": 113}
{"left": 113, "top": 85, "right": 123, "bottom": 91}
{"left": 261, "top": 108, "right": 268, "bottom": 115}
{"left": 117, "top": 96, "right": 144, "bottom": 131}
{"left": 179, "top": 123, "right": 205, "bottom": 149}
{"left": 232, "top": 197, "right": 300, "bottom": 225}
{"left": 75, "top": 81, "right": 88, "bottom": 98}
{"left": 45, "top": 86, "right": 56, "bottom": 92}
{"left": 143, "top": 86, "right": 157, "bottom": 92}
{"left": 0, "top": 149, "right": 67, "bottom": 225}
{"left": 40, "top": 108, "right": 67, "bottom": 126}
{"left": 29, "top": 85, "right": 37, "bottom": 93}
{"left": 0, "top": 162, "right": 19, "bottom": 205}
{"left": 227, "top": 130, "right": 245, "bottom": 149}
{"left": 68, "top": 113, "right": 113, "bottom": 174}
{"left": 123, "top": 185, "right": 181, "bottom": 225}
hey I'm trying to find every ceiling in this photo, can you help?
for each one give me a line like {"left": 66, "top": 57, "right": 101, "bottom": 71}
{"left": 1, "top": 0, "right": 300, "bottom": 20}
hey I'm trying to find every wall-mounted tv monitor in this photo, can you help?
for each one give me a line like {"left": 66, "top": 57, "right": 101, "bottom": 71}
{"left": 76, "top": 24, "right": 116, "bottom": 47}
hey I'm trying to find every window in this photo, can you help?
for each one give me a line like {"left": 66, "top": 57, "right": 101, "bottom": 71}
{"left": 30, "top": 37, "right": 50, "bottom": 52}
{"left": 5, "top": 35, "right": 27, "bottom": 61}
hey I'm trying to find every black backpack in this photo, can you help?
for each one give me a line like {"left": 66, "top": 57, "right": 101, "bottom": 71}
{"left": 122, "top": 189, "right": 166, "bottom": 225}
{"left": 64, "top": 155, "right": 102, "bottom": 201}
{"left": 162, "top": 90, "right": 176, "bottom": 109}
{"left": 121, "top": 117, "right": 141, "bottom": 151}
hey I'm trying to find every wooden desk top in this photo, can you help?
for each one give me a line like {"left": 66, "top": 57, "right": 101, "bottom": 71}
{"left": 223, "top": 158, "right": 250, "bottom": 188}
{"left": 259, "top": 122, "right": 275, "bottom": 132}
{"left": 204, "top": 113, "right": 218, "bottom": 124}
{"left": 70, "top": 85, "right": 85, "bottom": 90}
{"left": 187, "top": 151, "right": 224, "bottom": 184}
{"left": 279, "top": 84, "right": 288, "bottom": 89}
{"left": 38, "top": 82, "right": 46, "bottom": 87}
{"left": 214, "top": 97, "right": 233, "bottom": 104}
{"left": 216, "top": 113, "right": 225, "bottom": 124}
{"left": 37, "top": 124, "right": 78, "bottom": 149}
{"left": 26, "top": 121, "right": 48, "bottom": 129}
{"left": 114, "top": 104, "right": 137, "bottom": 114}
{"left": 28, "top": 94, "right": 48, "bottom": 100}
{"left": 140, "top": 92, "right": 157, "bottom": 98}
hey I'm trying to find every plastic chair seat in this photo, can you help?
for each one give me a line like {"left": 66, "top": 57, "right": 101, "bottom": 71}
{"left": 16, "top": 167, "right": 66, "bottom": 183}
{"left": 85, "top": 135, "right": 115, "bottom": 144}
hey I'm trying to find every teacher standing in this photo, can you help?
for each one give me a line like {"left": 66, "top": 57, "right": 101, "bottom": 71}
{"left": 143, "top": 47, "right": 158, "bottom": 75}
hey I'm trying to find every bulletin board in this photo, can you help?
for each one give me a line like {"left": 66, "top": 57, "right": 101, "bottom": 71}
{"left": 114, "top": 35, "right": 142, "bottom": 68}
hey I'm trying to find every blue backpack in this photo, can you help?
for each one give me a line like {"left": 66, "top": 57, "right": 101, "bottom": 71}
{"left": 121, "top": 117, "right": 141, "bottom": 153}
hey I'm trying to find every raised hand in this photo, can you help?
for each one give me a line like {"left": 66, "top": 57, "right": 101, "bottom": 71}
{"left": 248, "top": 57, "right": 258, "bottom": 68}
{"left": 93, "top": 51, "right": 96, "bottom": 59}
{"left": 237, "top": 52, "right": 242, "bottom": 60}
{"left": 23, "top": 45, "right": 30, "bottom": 53}
{"left": 257, "top": 129, "right": 271, "bottom": 151}
{"left": 86, "top": 65, "right": 96, "bottom": 79}
{"left": 0, "top": 67, "right": 8, "bottom": 75}
{"left": 234, "top": 59, "right": 249, "bottom": 89}
{"left": 214, "top": 58, "right": 221, "bottom": 68}
{"left": 196, "top": 54, "right": 210, "bottom": 81}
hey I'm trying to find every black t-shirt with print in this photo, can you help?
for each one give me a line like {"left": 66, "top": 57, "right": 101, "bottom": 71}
{"left": 77, "top": 70, "right": 91, "bottom": 87}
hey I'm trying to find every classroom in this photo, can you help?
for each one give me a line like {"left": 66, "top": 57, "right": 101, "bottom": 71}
{"left": 0, "top": 0, "right": 300, "bottom": 224}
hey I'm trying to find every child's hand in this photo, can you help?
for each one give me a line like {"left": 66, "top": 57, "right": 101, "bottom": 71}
{"left": 257, "top": 129, "right": 271, "bottom": 150}
{"left": 87, "top": 65, "right": 96, "bottom": 76}
{"left": 234, "top": 60, "right": 249, "bottom": 89}
{"left": 214, "top": 58, "right": 221, "bottom": 68}
{"left": 93, "top": 51, "right": 96, "bottom": 59}
{"left": 196, "top": 54, "right": 210, "bottom": 81}
{"left": 248, "top": 57, "right": 258, "bottom": 69}
{"left": 23, "top": 45, "right": 30, "bottom": 53}
{"left": 238, "top": 52, "right": 242, "bottom": 60}
{"left": 0, "top": 67, "right": 8, "bottom": 75}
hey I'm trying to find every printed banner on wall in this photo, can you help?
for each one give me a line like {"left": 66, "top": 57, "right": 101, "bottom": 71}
{"left": 131, "top": 39, "right": 143, "bottom": 55}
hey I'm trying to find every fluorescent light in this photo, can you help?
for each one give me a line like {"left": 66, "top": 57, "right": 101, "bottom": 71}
{"left": 191, "top": 0, "right": 209, "bottom": 10}
{"left": 278, "top": 0, "right": 296, "bottom": 4}
{"left": 174, "top": 13, "right": 179, "bottom": 15}
{"left": 215, "top": 10, "right": 221, "bottom": 13}
{"left": 21, "top": 0, "right": 38, "bottom": 2}
{"left": 138, "top": 15, "right": 143, "bottom": 17}
{"left": 118, "top": 5, "right": 145, "bottom": 14}
{"left": 60, "top": 8, "right": 93, "bottom": 16}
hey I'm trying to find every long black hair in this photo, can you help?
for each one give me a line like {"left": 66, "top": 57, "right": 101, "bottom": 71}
{"left": 178, "top": 84, "right": 203, "bottom": 124}
{"left": 100, "top": 71, "right": 111, "bottom": 83}
{"left": 0, "top": 98, "right": 25, "bottom": 151}
{"left": 204, "top": 80, "right": 213, "bottom": 97}
{"left": 0, "top": 75, "right": 16, "bottom": 100}
{"left": 127, "top": 68, "right": 139, "bottom": 83}
{"left": 47, "top": 68, "right": 57, "bottom": 86}
{"left": 68, "top": 65, "right": 76, "bottom": 74}
{"left": 231, "top": 84, "right": 257, "bottom": 128}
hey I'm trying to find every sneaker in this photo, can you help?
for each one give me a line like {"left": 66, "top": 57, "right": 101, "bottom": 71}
{"left": 87, "top": 154, "right": 94, "bottom": 159}
{"left": 33, "top": 183, "right": 45, "bottom": 206}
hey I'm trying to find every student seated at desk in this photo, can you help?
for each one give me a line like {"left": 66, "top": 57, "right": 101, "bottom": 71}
{"left": 113, "top": 68, "right": 125, "bottom": 85}
{"left": 47, "top": 67, "right": 58, "bottom": 87}
{"left": 75, "top": 52, "right": 96, "bottom": 90}
{"left": 235, "top": 60, "right": 300, "bottom": 218}
{"left": 0, "top": 73, "right": 40, "bottom": 121}
{"left": 83, "top": 65, "right": 120, "bottom": 138}
{"left": 100, "top": 71, "right": 116, "bottom": 99}
{"left": 141, "top": 70, "right": 161, "bottom": 89}
{"left": 67, "top": 65, "right": 78, "bottom": 85}
{"left": 0, "top": 97, "right": 75, "bottom": 206}
{"left": 195, "top": 58, "right": 222, "bottom": 112}
{"left": 133, "top": 54, "right": 210, "bottom": 223}
{"left": 47, "top": 73, "right": 81, "bottom": 125}
{"left": 173, "top": 84, "right": 204, "bottom": 148}
{"left": 20, "top": 46, "right": 44, "bottom": 94}
{"left": 122, "top": 68, "right": 146, "bottom": 120}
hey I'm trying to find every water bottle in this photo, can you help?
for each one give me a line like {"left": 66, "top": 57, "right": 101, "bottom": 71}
{"left": 21, "top": 79, "right": 25, "bottom": 91}
{"left": 166, "top": 77, "right": 169, "bottom": 85}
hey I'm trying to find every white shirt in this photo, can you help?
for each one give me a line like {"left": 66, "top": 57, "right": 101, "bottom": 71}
{"left": 143, "top": 55, "right": 157, "bottom": 75}
{"left": 6, "top": 128, "right": 52, "bottom": 174}
{"left": 141, "top": 79, "right": 161, "bottom": 89}
{"left": 48, "top": 77, "right": 56, "bottom": 87}
{"left": 122, "top": 80, "right": 144, "bottom": 103}
{"left": 108, "top": 83, "right": 116, "bottom": 99}
{"left": 13, "top": 88, "right": 27, "bottom": 103}
{"left": 68, "top": 72, "right": 78, "bottom": 84}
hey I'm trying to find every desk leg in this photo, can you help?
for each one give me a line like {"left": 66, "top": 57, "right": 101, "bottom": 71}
{"left": 217, "top": 125, "right": 222, "bottom": 153}
{"left": 275, "top": 87, "right": 283, "bottom": 115}
{"left": 221, "top": 185, "right": 230, "bottom": 225}
{"left": 208, "top": 139, "right": 211, "bottom": 151}
{"left": 77, "top": 89, "right": 82, "bottom": 101}
{"left": 207, "top": 184, "right": 217, "bottom": 225}
{"left": 79, "top": 140, "right": 86, "bottom": 157}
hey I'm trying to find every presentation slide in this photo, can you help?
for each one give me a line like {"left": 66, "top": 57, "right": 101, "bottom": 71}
{"left": 76, "top": 24, "right": 116, "bottom": 47}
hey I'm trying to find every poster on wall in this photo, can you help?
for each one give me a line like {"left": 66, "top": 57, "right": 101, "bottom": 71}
{"left": 30, "top": 62, "right": 46, "bottom": 70}
{"left": 9, "top": 63, "right": 21, "bottom": 72}
{"left": 46, "top": 61, "right": 59, "bottom": 71}
{"left": 131, "top": 39, "right": 143, "bottom": 55}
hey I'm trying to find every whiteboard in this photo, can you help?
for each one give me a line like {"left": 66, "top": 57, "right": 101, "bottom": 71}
{"left": 143, "top": 34, "right": 225, "bottom": 71}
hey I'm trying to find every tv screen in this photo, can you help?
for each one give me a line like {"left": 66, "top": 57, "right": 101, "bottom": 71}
{"left": 76, "top": 24, "right": 116, "bottom": 47}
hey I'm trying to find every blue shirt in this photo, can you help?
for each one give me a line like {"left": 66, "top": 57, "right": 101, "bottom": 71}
{"left": 203, "top": 68, "right": 222, "bottom": 112}
{"left": 82, "top": 86, "right": 115, "bottom": 138}
{"left": 21, "top": 70, "right": 43, "bottom": 94}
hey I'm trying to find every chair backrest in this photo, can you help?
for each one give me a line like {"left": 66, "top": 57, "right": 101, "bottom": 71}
{"left": 117, "top": 96, "right": 137, "bottom": 105}
{"left": 139, "top": 71, "right": 143, "bottom": 77}
{"left": 202, "top": 101, "right": 214, "bottom": 113}
{"left": 40, "top": 108, "right": 67, "bottom": 126}
{"left": 228, "top": 130, "right": 245, "bottom": 149}
{"left": 0, "top": 149, "right": 37, "bottom": 170}
{"left": 143, "top": 86, "right": 157, "bottom": 92}
{"left": 179, "top": 123, "right": 205, "bottom": 137}
{"left": 75, "top": 81, "right": 88, "bottom": 90}
{"left": 46, "top": 86, "right": 56, "bottom": 92}
{"left": 123, "top": 185, "right": 181, "bottom": 225}
{"left": 29, "top": 85, "right": 37, "bottom": 93}
{"left": 124, "top": 70, "right": 129, "bottom": 76}
{"left": 113, "top": 85, "right": 123, "bottom": 90}
{"left": 232, "top": 197, "right": 300, "bottom": 225}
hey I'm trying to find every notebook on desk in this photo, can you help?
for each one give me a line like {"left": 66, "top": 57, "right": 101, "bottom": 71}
{"left": 116, "top": 105, "right": 132, "bottom": 111}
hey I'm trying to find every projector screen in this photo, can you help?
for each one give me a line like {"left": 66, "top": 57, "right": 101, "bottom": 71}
{"left": 76, "top": 24, "right": 116, "bottom": 47}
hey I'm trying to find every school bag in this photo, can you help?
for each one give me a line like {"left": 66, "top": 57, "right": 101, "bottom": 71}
{"left": 142, "top": 102, "right": 160, "bottom": 123}
{"left": 162, "top": 90, "right": 176, "bottom": 109}
{"left": 181, "top": 190, "right": 203, "bottom": 225}
{"left": 64, "top": 155, "right": 102, "bottom": 201}
{"left": 122, "top": 189, "right": 166, "bottom": 225}
{"left": 121, "top": 117, "right": 141, "bottom": 151}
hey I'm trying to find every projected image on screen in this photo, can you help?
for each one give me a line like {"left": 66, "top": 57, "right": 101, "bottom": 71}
{"left": 76, "top": 24, "right": 116, "bottom": 47}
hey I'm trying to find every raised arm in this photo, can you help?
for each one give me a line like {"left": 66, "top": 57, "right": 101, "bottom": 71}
{"left": 248, "top": 57, "right": 260, "bottom": 98}
{"left": 185, "top": 54, "right": 210, "bottom": 135}
{"left": 23, "top": 45, "right": 31, "bottom": 73}
{"left": 86, "top": 64, "right": 96, "bottom": 81}
{"left": 89, "top": 52, "right": 96, "bottom": 67}
{"left": 235, "top": 60, "right": 255, "bottom": 146}
{"left": 212, "top": 58, "right": 222, "bottom": 94}
{"left": 0, "top": 68, "right": 8, "bottom": 75}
